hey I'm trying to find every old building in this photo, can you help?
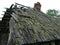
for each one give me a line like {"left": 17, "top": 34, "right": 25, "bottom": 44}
{"left": 0, "top": 3, "right": 60, "bottom": 45}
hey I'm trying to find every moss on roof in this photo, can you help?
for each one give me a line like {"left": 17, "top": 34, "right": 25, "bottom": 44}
{"left": 7, "top": 3, "right": 60, "bottom": 45}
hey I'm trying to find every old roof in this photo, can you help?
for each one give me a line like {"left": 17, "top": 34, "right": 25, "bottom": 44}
{"left": 6, "top": 3, "right": 60, "bottom": 45}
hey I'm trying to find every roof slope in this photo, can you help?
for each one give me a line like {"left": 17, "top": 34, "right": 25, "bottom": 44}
{"left": 8, "top": 3, "right": 60, "bottom": 45}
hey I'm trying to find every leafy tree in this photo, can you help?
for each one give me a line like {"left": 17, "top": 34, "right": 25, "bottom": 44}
{"left": 46, "top": 9, "right": 59, "bottom": 16}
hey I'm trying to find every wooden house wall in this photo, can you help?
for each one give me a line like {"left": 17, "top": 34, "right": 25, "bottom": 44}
{"left": 23, "top": 40, "right": 60, "bottom": 45}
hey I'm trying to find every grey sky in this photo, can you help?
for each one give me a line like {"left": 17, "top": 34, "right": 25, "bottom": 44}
{"left": 0, "top": 0, "right": 60, "bottom": 18}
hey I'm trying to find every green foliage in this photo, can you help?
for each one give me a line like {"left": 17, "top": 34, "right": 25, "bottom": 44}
{"left": 46, "top": 9, "right": 59, "bottom": 16}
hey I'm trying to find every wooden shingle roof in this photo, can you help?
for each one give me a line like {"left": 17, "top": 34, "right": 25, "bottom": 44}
{"left": 2, "top": 3, "right": 60, "bottom": 45}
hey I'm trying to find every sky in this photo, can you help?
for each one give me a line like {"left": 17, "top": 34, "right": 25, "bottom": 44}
{"left": 0, "top": 0, "right": 60, "bottom": 18}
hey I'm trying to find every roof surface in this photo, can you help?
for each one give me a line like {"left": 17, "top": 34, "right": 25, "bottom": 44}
{"left": 7, "top": 3, "right": 60, "bottom": 45}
